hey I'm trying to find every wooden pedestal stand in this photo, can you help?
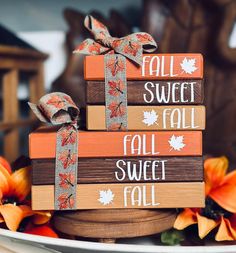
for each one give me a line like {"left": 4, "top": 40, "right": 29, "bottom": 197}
{"left": 53, "top": 209, "right": 176, "bottom": 243}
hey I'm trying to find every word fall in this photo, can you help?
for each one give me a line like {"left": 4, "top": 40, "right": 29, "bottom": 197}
{"left": 123, "top": 134, "right": 159, "bottom": 155}
{"left": 161, "top": 107, "right": 199, "bottom": 129}
{"left": 123, "top": 184, "right": 160, "bottom": 207}
{"left": 142, "top": 55, "right": 179, "bottom": 77}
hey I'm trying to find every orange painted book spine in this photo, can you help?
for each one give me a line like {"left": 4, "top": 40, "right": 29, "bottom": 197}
{"left": 84, "top": 54, "right": 203, "bottom": 80}
{"left": 29, "top": 127, "right": 202, "bottom": 159}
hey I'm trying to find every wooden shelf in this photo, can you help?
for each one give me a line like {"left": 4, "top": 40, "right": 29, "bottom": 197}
{"left": 0, "top": 45, "right": 48, "bottom": 60}
{"left": 0, "top": 118, "right": 38, "bottom": 131}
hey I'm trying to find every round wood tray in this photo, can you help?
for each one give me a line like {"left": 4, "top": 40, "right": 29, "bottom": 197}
{"left": 53, "top": 209, "right": 176, "bottom": 243}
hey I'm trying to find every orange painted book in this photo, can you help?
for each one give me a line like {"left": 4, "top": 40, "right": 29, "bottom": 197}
{"left": 84, "top": 54, "right": 203, "bottom": 80}
{"left": 29, "top": 127, "right": 202, "bottom": 159}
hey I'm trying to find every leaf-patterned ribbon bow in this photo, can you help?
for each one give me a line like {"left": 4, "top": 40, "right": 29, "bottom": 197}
{"left": 74, "top": 15, "right": 157, "bottom": 66}
{"left": 74, "top": 15, "right": 157, "bottom": 130}
{"left": 29, "top": 92, "right": 80, "bottom": 210}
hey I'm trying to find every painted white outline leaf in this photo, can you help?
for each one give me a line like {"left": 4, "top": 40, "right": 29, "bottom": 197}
{"left": 142, "top": 109, "right": 158, "bottom": 126}
{"left": 168, "top": 135, "right": 186, "bottom": 151}
{"left": 98, "top": 189, "right": 114, "bottom": 205}
{"left": 180, "top": 57, "right": 197, "bottom": 74}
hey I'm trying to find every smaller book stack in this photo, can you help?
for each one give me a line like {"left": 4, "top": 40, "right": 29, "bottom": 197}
{"left": 30, "top": 53, "right": 205, "bottom": 210}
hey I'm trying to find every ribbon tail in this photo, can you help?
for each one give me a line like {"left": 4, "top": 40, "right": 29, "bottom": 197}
{"left": 28, "top": 102, "right": 48, "bottom": 123}
{"left": 104, "top": 54, "right": 128, "bottom": 130}
{"left": 55, "top": 125, "right": 78, "bottom": 210}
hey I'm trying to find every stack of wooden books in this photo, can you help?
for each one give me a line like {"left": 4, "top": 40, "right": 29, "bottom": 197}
{"left": 30, "top": 53, "right": 205, "bottom": 210}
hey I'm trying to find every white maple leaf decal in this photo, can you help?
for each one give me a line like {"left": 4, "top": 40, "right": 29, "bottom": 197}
{"left": 180, "top": 57, "right": 197, "bottom": 74}
{"left": 142, "top": 110, "right": 158, "bottom": 126}
{"left": 168, "top": 135, "right": 186, "bottom": 151}
{"left": 98, "top": 189, "right": 114, "bottom": 205}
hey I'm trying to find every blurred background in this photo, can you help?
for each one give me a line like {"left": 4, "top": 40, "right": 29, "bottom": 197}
{"left": 0, "top": 0, "right": 235, "bottom": 163}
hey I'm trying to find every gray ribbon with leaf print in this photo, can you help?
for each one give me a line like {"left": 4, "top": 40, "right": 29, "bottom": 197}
{"left": 74, "top": 15, "right": 158, "bottom": 131}
{"left": 28, "top": 92, "right": 79, "bottom": 210}
{"left": 104, "top": 54, "right": 127, "bottom": 130}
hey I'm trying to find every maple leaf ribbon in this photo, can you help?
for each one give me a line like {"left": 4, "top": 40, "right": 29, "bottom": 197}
{"left": 28, "top": 92, "right": 80, "bottom": 210}
{"left": 74, "top": 15, "right": 157, "bottom": 65}
{"left": 28, "top": 92, "right": 80, "bottom": 126}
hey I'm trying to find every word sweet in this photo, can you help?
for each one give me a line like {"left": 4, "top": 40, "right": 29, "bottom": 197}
{"left": 143, "top": 81, "right": 196, "bottom": 103}
{"left": 123, "top": 184, "right": 160, "bottom": 207}
{"left": 123, "top": 134, "right": 159, "bottom": 155}
{"left": 115, "top": 159, "right": 167, "bottom": 181}
{"left": 142, "top": 56, "right": 178, "bottom": 77}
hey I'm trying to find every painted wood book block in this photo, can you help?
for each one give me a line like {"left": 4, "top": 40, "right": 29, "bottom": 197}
{"left": 87, "top": 105, "right": 206, "bottom": 130}
{"left": 29, "top": 127, "right": 202, "bottom": 158}
{"left": 32, "top": 157, "right": 203, "bottom": 185}
{"left": 84, "top": 54, "right": 203, "bottom": 80}
{"left": 32, "top": 182, "right": 205, "bottom": 210}
{"left": 87, "top": 79, "right": 204, "bottom": 105}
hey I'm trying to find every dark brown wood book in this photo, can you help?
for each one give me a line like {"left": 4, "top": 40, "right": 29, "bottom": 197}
{"left": 32, "top": 157, "right": 203, "bottom": 185}
{"left": 86, "top": 80, "right": 203, "bottom": 105}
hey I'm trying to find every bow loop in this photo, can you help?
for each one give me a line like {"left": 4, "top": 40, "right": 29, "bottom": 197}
{"left": 74, "top": 15, "right": 157, "bottom": 66}
{"left": 84, "top": 15, "right": 111, "bottom": 41}
{"left": 28, "top": 92, "right": 80, "bottom": 126}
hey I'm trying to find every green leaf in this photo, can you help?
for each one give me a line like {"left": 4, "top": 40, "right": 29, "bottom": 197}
{"left": 161, "top": 229, "right": 185, "bottom": 245}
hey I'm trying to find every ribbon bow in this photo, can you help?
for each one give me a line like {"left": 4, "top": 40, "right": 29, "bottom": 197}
{"left": 28, "top": 92, "right": 79, "bottom": 125}
{"left": 74, "top": 15, "right": 157, "bottom": 65}
{"left": 29, "top": 92, "right": 80, "bottom": 210}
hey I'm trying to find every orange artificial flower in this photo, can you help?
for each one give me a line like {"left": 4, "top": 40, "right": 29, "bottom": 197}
{"left": 0, "top": 161, "right": 51, "bottom": 231}
{"left": 0, "top": 157, "right": 11, "bottom": 174}
{"left": 174, "top": 156, "right": 236, "bottom": 241}
{"left": 25, "top": 225, "right": 58, "bottom": 238}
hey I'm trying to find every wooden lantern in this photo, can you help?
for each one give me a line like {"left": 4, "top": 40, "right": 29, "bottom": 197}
{"left": 0, "top": 25, "right": 48, "bottom": 162}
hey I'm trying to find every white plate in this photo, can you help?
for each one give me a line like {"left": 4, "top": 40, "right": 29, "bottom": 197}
{"left": 0, "top": 228, "right": 236, "bottom": 253}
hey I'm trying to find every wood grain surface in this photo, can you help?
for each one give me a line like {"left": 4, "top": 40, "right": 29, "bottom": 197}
{"left": 29, "top": 127, "right": 203, "bottom": 158}
{"left": 86, "top": 80, "right": 204, "bottom": 105}
{"left": 53, "top": 209, "right": 177, "bottom": 239}
{"left": 87, "top": 105, "right": 206, "bottom": 130}
{"left": 32, "top": 182, "right": 205, "bottom": 210}
{"left": 84, "top": 54, "right": 203, "bottom": 80}
{"left": 32, "top": 156, "right": 203, "bottom": 185}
